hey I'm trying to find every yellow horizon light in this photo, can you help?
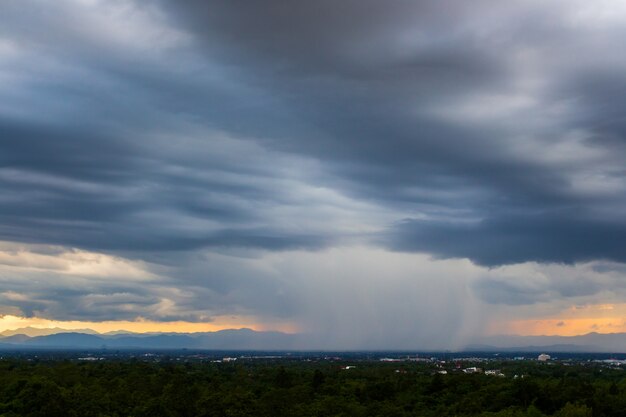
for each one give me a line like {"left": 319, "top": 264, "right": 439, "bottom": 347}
{"left": 0, "top": 315, "right": 299, "bottom": 334}
{"left": 488, "top": 303, "right": 626, "bottom": 336}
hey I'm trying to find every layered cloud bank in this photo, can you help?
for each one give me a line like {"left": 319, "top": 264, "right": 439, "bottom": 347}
{"left": 1, "top": 0, "right": 626, "bottom": 348}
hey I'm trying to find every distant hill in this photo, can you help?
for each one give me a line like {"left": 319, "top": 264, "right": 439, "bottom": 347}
{"left": 1, "top": 334, "right": 32, "bottom": 344}
{"left": 465, "top": 332, "right": 626, "bottom": 353}
{"left": 26, "top": 333, "right": 106, "bottom": 348}
{"left": 0, "top": 327, "right": 99, "bottom": 337}
{"left": 102, "top": 330, "right": 136, "bottom": 336}
{"left": 464, "top": 343, "right": 597, "bottom": 353}
{"left": 0, "top": 328, "right": 300, "bottom": 350}
{"left": 2, "top": 328, "right": 626, "bottom": 352}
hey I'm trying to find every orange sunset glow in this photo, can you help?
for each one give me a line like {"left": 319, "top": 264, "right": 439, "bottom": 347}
{"left": 0, "top": 315, "right": 299, "bottom": 335}
{"left": 489, "top": 303, "right": 626, "bottom": 336}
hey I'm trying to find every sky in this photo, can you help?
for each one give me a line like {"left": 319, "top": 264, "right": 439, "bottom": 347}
{"left": 1, "top": 0, "right": 626, "bottom": 349}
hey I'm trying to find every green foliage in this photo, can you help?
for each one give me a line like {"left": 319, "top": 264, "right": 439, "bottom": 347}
{"left": 554, "top": 403, "right": 592, "bottom": 417}
{"left": 0, "top": 358, "right": 622, "bottom": 416}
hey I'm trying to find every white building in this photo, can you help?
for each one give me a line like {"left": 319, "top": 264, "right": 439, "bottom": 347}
{"left": 485, "top": 370, "right": 505, "bottom": 377}
{"left": 537, "top": 353, "right": 551, "bottom": 361}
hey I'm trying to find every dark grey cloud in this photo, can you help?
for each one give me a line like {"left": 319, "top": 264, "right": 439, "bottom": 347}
{"left": 2, "top": 0, "right": 626, "bottom": 333}
{"left": 386, "top": 210, "right": 626, "bottom": 266}
{"left": 473, "top": 272, "right": 604, "bottom": 306}
{"left": 0, "top": 0, "right": 338, "bottom": 257}
{"left": 469, "top": 258, "right": 626, "bottom": 308}
{"left": 472, "top": 279, "right": 549, "bottom": 306}
{"left": 156, "top": 0, "right": 626, "bottom": 265}
{"left": 0, "top": 0, "right": 624, "bottom": 266}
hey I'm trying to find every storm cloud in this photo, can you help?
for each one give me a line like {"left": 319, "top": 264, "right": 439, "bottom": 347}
{"left": 2, "top": 0, "right": 626, "bottom": 263}
{"left": 1, "top": 0, "right": 626, "bottom": 346}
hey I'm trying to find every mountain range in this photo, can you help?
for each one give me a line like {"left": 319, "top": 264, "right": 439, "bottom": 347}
{"left": 2, "top": 328, "right": 626, "bottom": 351}
{"left": 0, "top": 327, "right": 100, "bottom": 337}
{"left": 464, "top": 332, "right": 626, "bottom": 353}
{"left": 0, "top": 328, "right": 299, "bottom": 350}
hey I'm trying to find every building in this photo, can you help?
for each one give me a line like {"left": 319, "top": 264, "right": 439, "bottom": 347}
{"left": 537, "top": 353, "right": 551, "bottom": 362}
{"left": 485, "top": 370, "right": 505, "bottom": 377}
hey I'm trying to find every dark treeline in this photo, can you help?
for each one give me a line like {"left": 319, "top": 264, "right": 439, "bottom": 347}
{"left": 0, "top": 358, "right": 624, "bottom": 416}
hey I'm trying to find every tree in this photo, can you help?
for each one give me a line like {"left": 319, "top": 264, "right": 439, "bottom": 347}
{"left": 554, "top": 402, "right": 592, "bottom": 417}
